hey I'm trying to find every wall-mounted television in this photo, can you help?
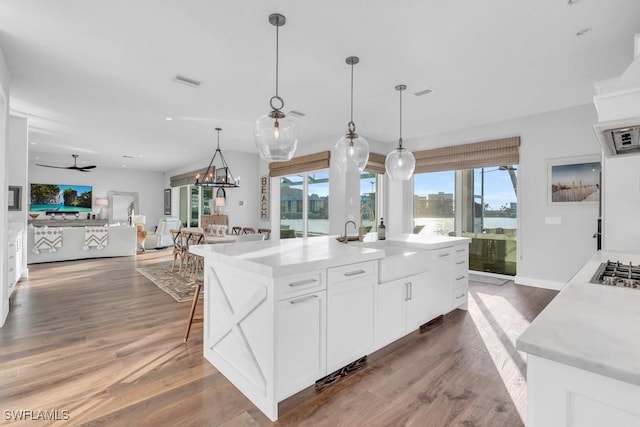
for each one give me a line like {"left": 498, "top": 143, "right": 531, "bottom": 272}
{"left": 30, "top": 183, "right": 93, "bottom": 212}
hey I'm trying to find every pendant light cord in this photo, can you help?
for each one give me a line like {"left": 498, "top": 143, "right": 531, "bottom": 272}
{"left": 398, "top": 87, "right": 403, "bottom": 149}
{"left": 350, "top": 61, "right": 354, "bottom": 124}
{"left": 275, "top": 19, "right": 279, "bottom": 98}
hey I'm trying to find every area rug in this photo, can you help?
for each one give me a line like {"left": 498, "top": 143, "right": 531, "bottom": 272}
{"left": 136, "top": 265, "right": 203, "bottom": 302}
{"left": 468, "top": 273, "right": 510, "bottom": 286}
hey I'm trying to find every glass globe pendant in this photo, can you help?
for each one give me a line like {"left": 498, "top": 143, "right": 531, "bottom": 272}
{"left": 335, "top": 56, "right": 369, "bottom": 172}
{"left": 254, "top": 13, "right": 298, "bottom": 161}
{"left": 386, "top": 84, "right": 415, "bottom": 180}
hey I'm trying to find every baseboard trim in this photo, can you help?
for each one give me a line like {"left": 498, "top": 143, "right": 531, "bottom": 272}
{"left": 514, "top": 275, "right": 565, "bottom": 291}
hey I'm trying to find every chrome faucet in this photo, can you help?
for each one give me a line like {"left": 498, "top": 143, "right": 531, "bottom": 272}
{"left": 342, "top": 220, "right": 357, "bottom": 244}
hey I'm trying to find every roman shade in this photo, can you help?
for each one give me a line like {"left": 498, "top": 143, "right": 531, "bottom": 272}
{"left": 365, "top": 152, "right": 386, "bottom": 175}
{"left": 169, "top": 167, "right": 210, "bottom": 188}
{"left": 413, "top": 136, "right": 520, "bottom": 173}
{"left": 269, "top": 151, "right": 331, "bottom": 177}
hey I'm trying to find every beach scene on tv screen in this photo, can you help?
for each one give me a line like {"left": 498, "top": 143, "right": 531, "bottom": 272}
{"left": 30, "top": 183, "right": 93, "bottom": 212}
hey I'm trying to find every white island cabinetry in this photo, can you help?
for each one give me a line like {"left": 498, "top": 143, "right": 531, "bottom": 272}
{"left": 275, "top": 270, "right": 326, "bottom": 401}
{"left": 191, "top": 234, "right": 469, "bottom": 422}
{"left": 375, "top": 271, "right": 429, "bottom": 349}
{"left": 327, "top": 261, "right": 376, "bottom": 373}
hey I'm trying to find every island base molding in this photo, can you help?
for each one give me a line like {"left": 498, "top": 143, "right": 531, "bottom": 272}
{"left": 526, "top": 355, "right": 640, "bottom": 427}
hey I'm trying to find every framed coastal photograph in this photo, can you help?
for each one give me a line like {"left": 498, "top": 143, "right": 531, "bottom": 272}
{"left": 163, "top": 188, "right": 171, "bottom": 215}
{"left": 547, "top": 155, "right": 601, "bottom": 206}
{"left": 8, "top": 186, "right": 21, "bottom": 211}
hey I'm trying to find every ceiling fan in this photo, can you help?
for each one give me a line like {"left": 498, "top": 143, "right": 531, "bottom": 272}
{"left": 36, "top": 154, "right": 97, "bottom": 172}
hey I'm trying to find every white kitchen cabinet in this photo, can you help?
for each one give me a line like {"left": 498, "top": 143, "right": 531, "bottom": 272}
{"left": 7, "top": 231, "right": 23, "bottom": 295}
{"left": 427, "top": 246, "right": 454, "bottom": 319}
{"left": 276, "top": 290, "right": 326, "bottom": 400}
{"left": 452, "top": 245, "right": 469, "bottom": 309}
{"left": 326, "top": 261, "right": 376, "bottom": 373}
{"left": 375, "top": 271, "right": 429, "bottom": 349}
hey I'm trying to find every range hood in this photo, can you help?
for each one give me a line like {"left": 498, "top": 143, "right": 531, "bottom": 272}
{"left": 593, "top": 115, "right": 640, "bottom": 158}
{"left": 592, "top": 34, "right": 640, "bottom": 158}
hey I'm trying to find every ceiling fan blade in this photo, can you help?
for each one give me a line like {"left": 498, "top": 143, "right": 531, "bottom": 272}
{"left": 36, "top": 164, "right": 68, "bottom": 169}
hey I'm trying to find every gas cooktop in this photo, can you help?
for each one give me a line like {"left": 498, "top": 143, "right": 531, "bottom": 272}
{"left": 590, "top": 260, "right": 640, "bottom": 289}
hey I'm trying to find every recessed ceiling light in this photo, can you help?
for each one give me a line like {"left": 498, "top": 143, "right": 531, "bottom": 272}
{"left": 165, "top": 117, "right": 173, "bottom": 121}
{"left": 122, "top": 155, "right": 134, "bottom": 159}
{"left": 567, "top": 0, "right": 579, "bottom": 4}
{"left": 29, "top": 142, "right": 37, "bottom": 145}
{"left": 122, "top": 164, "right": 127, "bottom": 168}
{"left": 413, "top": 88, "right": 435, "bottom": 97}
{"left": 576, "top": 27, "right": 592, "bottom": 36}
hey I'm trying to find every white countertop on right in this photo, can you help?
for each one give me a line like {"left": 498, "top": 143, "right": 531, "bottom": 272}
{"left": 516, "top": 250, "right": 640, "bottom": 386}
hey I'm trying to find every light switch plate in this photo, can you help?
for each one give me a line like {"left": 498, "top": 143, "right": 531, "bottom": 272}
{"left": 545, "top": 216, "right": 562, "bottom": 225}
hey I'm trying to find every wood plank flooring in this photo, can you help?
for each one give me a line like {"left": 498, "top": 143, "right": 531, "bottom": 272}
{"left": 0, "top": 251, "right": 557, "bottom": 426}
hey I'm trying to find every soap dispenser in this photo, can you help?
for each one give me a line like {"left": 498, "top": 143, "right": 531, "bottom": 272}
{"left": 378, "top": 218, "right": 386, "bottom": 240}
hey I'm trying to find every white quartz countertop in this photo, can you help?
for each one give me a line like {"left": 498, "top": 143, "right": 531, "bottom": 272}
{"left": 190, "top": 234, "right": 470, "bottom": 277}
{"left": 368, "top": 233, "right": 471, "bottom": 248}
{"left": 516, "top": 250, "right": 640, "bottom": 386}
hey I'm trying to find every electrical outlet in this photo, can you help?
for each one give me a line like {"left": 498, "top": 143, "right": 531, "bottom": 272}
{"left": 545, "top": 216, "right": 562, "bottom": 225}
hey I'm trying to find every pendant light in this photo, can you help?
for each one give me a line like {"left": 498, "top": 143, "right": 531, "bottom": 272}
{"left": 195, "top": 128, "right": 239, "bottom": 188}
{"left": 385, "top": 84, "right": 415, "bottom": 180}
{"left": 254, "top": 13, "right": 298, "bottom": 162}
{"left": 335, "top": 56, "right": 369, "bottom": 173}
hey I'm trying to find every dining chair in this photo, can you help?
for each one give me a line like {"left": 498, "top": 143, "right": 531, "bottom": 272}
{"left": 235, "top": 233, "right": 266, "bottom": 242}
{"left": 182, "top": 230, "right": 205, "bottom": 280}
{"left": 242, "top": 227, "right": 256, "bottom": 234}
{"left": 257, "top": 228, "right": 271, "bottom": 240}
{"left": 231, "top": 226, "right": 242, "bottom": 235}
{"left": 170, "top": 229, "right": 187, "bottom": 273}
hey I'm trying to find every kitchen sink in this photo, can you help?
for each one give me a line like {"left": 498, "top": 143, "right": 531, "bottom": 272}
{"left": 352, "top": 240, "right": 430, "bottom": 282}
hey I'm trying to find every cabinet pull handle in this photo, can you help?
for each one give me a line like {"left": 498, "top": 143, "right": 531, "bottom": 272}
{"left": 344, "top": 269, "right": 366, "bottom": 277}
{"left": 405, "top": 282, "right": 410, "bottom": 301}
{"left": 290, "top": 295, "right": 318, "bottom": 305}
{"left": 456, "top": 248, "right": 466, "bottom": 253}
{"left": 438, "top": 253, "right": 450, "bottom": 258}
{"left": 408, "top": 282, "right": 413, "bottom": 300}
{"left": 456, "top": 276, "right": 466, "bottom": 281}
{"left": 456, "top": 293, "right": 465, "bottom": 299}
{"left": 456, "top": 260, "right": 466, "bottom": 265}
{"left": 288, "top": 278, "right": 317, "bottom": 287}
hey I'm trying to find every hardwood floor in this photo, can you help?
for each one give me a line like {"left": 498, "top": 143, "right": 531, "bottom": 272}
{"left": 0, "top": 252, "right": 557, "bottom": 426}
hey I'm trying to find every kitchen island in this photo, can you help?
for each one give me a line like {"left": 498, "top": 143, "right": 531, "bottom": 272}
{"left": 517, "top": 250, "right": 640, "bottom": 427}
{"left": 190, "top": 234, "right": 470, "bottom": 421}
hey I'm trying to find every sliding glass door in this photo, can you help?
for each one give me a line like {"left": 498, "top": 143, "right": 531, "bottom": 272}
{"left": 280, "top": 170, "right": 329, "bottom": 238}
{"left": 414, "top": 165, "right": 518, "bottom": 275}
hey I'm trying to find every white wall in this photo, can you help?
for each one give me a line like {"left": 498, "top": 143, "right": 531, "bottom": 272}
{"left": 399, "top": 104, "right": 601, "bottom": 289}
{"left": 7, "top": 116, "right": 28, "bottom": 283}
{"left": 28, "top": 161, "right": 165, "bottom": 229}
{"left": 0, "top": 42, "right": 11, "bottom": 326}
{"left": 164, "top": 150, "right": 261, "bottom": 229}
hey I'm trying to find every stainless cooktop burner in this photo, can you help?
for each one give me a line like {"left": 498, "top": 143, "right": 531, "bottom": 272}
{"left": 590, "top": 260, "right": 640, "bottom": 289}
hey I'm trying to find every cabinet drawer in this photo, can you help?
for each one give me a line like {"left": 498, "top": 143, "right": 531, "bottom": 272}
{"left": 454, "top": 245, "right": 468, "bottom": 259}
{"left": 453, "top": 288, "right": 468, "bottom": 306}
{"left": 454, "top": 257, "right": 468, "bottom": 269}
{"left": 327, "top": 261, "right": 376, "bottom": 286}
{"left": 275, "top": 270, "right": 326, "bottom": 301}
{"left": 454, "top": 268, "right": 468, "bottom": 290}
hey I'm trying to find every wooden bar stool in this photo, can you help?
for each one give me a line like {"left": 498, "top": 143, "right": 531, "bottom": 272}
{"left": 184, "top": 281, "right": 203, "bottom": 343}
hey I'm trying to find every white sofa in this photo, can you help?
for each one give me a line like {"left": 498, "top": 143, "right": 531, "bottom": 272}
{"left": 144, "top": 217, "right": 181, "bottom": 250}
{"left": 27, "top": 225, "right": 136, "bottom": 264}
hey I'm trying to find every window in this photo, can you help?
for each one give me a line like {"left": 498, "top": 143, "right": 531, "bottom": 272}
{"left": 360, "top": 171, "right": 378, "bottom": 232}
{"left": 280, "top": 170, "right": 329, "bottom": 238}
{"left": 413, "top": 171, "right": 456, "bottom": 236}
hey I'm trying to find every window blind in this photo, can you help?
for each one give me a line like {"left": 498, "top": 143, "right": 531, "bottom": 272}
{"left": 269, "top": 151, "right": 331, "bottom": 177}
{"left": 413, "top": 136, "right": 520, "bottom": 173}
{"left": 169, "top": 167, "right": 210, "bottom": 188}
{"left": 365, "top": 152, "right": 386, "bottom": 175}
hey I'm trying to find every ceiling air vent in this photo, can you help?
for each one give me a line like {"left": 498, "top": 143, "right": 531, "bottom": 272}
{"left": 174, "top": 75, "right": 202, "bottom": 87}
{"left": 413, "top": 88, "right": 435, "bottom": 97}
{"left": 287, "top": 110, "right": 306, "bottom": 118}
